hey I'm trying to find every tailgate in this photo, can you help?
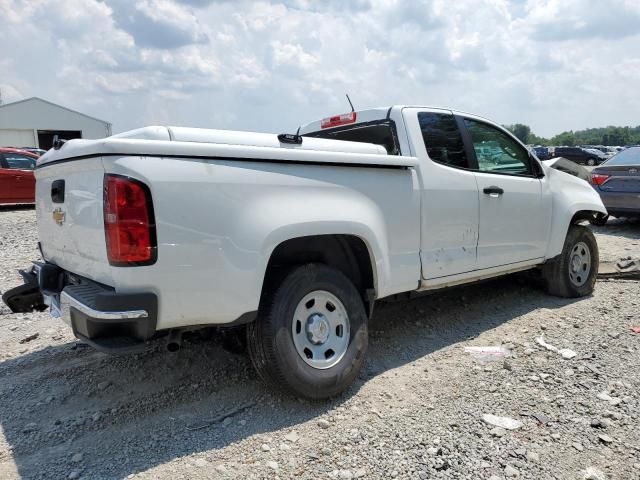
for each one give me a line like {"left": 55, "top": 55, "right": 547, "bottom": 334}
{"left": 35, "top": 157, "right": 113, "bottom": 286}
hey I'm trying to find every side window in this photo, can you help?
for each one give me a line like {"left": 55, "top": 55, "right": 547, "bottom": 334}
{"left": 418, "top": 112, "right": 469, "bottom": 169}
{"left": 464, "top": 119, "right": 532, "bottom": 176}
{"left": 3, "top": 154, "right": 36, "bottom": 170}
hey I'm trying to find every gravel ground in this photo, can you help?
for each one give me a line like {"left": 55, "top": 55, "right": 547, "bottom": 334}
{"left": 0, "top": 207, "right": 639, "bottom": 480}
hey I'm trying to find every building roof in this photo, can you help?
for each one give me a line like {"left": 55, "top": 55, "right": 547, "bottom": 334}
{"left": 0, "top": 97, "right": 111, "bottom": 127}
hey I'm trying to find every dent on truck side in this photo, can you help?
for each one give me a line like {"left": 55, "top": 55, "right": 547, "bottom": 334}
{"left": 543, "top": 165, "right": 607, "bottom": 259}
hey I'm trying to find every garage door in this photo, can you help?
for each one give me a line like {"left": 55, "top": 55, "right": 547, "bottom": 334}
{"left": 0, "top": 129, "right": 36, "bottom": 148}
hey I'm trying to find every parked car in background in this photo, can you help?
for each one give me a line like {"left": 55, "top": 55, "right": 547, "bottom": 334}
{"left": 555, "top": 147, "right": 605, "bottom": 166}
{"left": 584, "top": 148, "right": 609, "bottom": 162}
{"left": 589, "top": 147, "right": 640, "bottom": 225}
{"left": 533, "top": 146, "right": 553, "bottom": 160}
{"left": 0, "top": 148, "right": 38, "bottom": 205}
{"left": 592, "top": 146, "right": 620, "bottom": 159}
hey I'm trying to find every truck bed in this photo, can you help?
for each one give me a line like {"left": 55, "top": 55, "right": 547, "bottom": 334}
{"left": 34, "top": 127, "right": 422, "bottom": 333}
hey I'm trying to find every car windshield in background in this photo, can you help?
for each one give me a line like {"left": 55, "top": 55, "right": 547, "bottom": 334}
{"left": 604, "top": 147, "right": 640, "bottom": 166}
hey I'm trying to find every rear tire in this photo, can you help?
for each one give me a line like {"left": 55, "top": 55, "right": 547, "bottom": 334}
{"left": 247, "top": 264, "right": 368, "bottom": 400}
{"left": 543, "top": 225, "right": 598, "bottom": 297}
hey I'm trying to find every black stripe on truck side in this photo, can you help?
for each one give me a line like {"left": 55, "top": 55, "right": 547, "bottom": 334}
{"left": 35, "top": 153, "right": 410, "bottom": 170}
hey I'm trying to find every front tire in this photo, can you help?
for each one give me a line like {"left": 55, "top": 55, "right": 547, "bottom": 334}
{"left": 247, "top": 264, "right": 368, "bottom": 399}
{"left": 543, "top": 225, "right": 598, "bottom": 297}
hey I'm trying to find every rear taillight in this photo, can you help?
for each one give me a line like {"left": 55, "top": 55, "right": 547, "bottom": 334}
{"left": 104, "top": 174, "right": 156, "bottom": 266}
{"left": 321, "top": 112, "right": 357, "bottom": 129}
{"left": 590, "top": 173, "right": 610, "bottom": 186}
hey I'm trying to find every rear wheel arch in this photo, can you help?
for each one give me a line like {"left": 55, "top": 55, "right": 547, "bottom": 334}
{"left": 260, "top": 234, "right": 377, "bottom": 316}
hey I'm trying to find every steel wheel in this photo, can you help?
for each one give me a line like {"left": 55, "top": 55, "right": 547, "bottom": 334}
{"left": 568, "top": 241, "right": 591, "bottom": 287}
{"left": 291, "top": 290, "right": 350, "bottom": 370}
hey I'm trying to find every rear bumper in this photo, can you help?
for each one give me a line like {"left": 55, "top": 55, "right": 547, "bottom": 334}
{"left": 34, "top": 262, "right": 158, "bottom": 353}
{"left": 596, "top": 190, "right": 640, "bottom": 217}
{"left": 59, "top": 283, "right": 158, "bottom": 353}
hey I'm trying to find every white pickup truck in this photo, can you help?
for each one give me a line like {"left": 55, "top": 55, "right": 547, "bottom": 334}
{"left": 3, "top": 106, "right": 606, "bottom": 399}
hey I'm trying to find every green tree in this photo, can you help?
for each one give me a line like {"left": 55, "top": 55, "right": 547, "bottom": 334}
{"left": 551, "top": 131, "right": 576, "bottom": 146}
{"left": 505, "top": 124, "right": 531, "bottom": 144}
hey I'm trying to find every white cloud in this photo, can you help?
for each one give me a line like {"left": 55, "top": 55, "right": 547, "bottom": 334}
{"left": 0, "top": 0, "right": 638, "bottom": 138}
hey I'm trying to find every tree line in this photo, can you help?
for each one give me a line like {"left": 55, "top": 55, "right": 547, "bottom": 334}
{"left": 504, "top": 124, "right": 640, "bottom": 147}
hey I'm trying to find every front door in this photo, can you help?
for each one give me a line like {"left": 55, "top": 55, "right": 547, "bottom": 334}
{"left": 461, "top": 117, "right": 549, "bottom": 270}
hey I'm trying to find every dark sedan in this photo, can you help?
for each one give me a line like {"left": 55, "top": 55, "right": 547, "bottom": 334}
{"left": 589, "top": 147, "right": 640, "bottom": 225}
{"left": 556, "top": 146, "right": 605, "bottom": 166}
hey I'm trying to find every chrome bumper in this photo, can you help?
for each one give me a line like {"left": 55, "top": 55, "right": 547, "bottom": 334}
{"left": 60, "top": 290, "right": 149, "bottom": 323}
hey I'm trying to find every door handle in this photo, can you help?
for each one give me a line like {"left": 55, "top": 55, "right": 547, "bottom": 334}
{"left": 483, "top": 186, "right": 504, "bottom": 197}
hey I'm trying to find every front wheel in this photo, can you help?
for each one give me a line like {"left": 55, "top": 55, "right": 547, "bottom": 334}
{"left": 247, "top": 264, "right": 368, "bottom": 399}
{"left": 543, "top": 225, "right": 599, "bottom": 297}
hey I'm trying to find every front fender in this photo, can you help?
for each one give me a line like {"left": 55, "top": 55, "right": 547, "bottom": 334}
{"left": 544, "top": 166, "right": 606, "bottom": 259}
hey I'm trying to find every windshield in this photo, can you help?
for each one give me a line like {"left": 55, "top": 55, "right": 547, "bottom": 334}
{"left": 604, "top": 147, "right": 640, "bottom": 166}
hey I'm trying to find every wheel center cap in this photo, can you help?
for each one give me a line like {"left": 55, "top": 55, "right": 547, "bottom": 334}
{"left": 306, "top": 314, "right": 330, "bottom": 345}
{"left": 571, "top": 255, "right": 581, "bottom": 272}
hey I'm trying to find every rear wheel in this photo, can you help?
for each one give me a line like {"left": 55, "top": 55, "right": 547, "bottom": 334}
{"left": 543, "top": 225, "right": 598, "bottom": 297}
{"left": 247, "top": 264, "right": 368, "bottom": 399}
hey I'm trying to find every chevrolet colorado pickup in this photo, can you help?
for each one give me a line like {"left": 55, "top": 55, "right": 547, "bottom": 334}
{"left": 3, "top": 106, "right": 607, "bottom": 399}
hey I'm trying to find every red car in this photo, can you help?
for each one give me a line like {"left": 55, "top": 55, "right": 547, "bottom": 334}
{"left": 0, "top": 148, "right": 39, "bottom": 205}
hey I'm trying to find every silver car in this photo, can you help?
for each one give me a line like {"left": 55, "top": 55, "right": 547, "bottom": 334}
{"left": 590, "top": 147, "right": 640, "bottom": 225}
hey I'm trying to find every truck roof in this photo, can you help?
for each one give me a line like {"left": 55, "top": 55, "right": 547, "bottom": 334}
{"left": 298, "top": 105, "right": 501, "bottom": 135}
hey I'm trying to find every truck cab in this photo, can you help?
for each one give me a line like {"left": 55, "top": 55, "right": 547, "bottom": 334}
{"left": 301, "top": 106, "right": 598, "bottom": 287}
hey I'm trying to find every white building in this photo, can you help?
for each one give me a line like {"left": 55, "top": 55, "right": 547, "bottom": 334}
{"left": 0, "top": 97, "right": 111, "bottom": 150}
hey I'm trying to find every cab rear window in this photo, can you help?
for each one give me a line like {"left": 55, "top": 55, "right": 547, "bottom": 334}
{"left": 303, "top": 122, "right": 400, "bottom": 155}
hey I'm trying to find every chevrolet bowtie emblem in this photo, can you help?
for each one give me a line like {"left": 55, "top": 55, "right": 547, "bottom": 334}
{"left": 52, "top": 208, "right": 65, "bottom": 226}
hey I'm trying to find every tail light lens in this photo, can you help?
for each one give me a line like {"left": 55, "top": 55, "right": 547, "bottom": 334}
{"left": 104, "top": 174, "right": 156, "bottom": 266}
{"left": 590, "top": 173, "right": 610, "bottom": 186}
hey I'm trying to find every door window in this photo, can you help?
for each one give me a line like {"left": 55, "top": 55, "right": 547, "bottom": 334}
{"left": 418, "top": 112, "right": 469, "bottom": 169}
{"left": 3, "top": 154, "right": 36, "bottom": 170}
{"left": 464, "top": 119, "right": 532, "bottom": 176}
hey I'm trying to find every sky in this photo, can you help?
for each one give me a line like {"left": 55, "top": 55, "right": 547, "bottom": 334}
{"left": 1, "top": 0, "right": 639, "bottom": 138}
